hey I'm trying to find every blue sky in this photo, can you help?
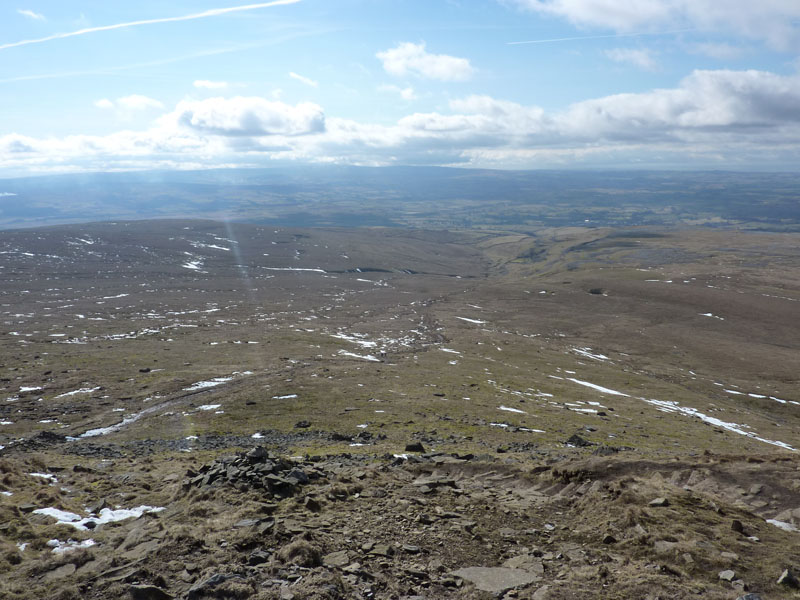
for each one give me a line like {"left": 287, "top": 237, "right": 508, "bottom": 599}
{"left": 1, "top": 0, "right": 800, "bottom": 176}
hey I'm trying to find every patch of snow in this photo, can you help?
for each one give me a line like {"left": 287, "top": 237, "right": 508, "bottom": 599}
{"left": 29, "top": 472, "right": 57, "bottom": 482}
{"left": 55, "top": 387, "right": 100, "bottom": 398}
{"left": 197, "top": 404, "right": 221, "bottom": 411}
{"left": 182, "top": 260, "right": 204, "bottom": 271}
{"left": 573, "top": 347, "right": 609, "bottom": 361}
{"left": 644, "top": 398, "right": 795, "bottom": 451}
{"left": 767, "top": 519, "right": 799, "bottom": 532}
{"left": 19, "top": 386, "right": 42, "bottom": 392}
{"left": 183, "top": 376, "right": 233, "bottom": 391}
{"left": 700, "top": 312, "right": 724, "bottom": 320}
{"left": 34, "top": 505, "right": 165, "bottom": 531}
{"left": 48, "top": 538, "right": 96, "bottom": 554}
{"left": 565, "top": 378, "right": 629, "bottom": 397}
{"left": 498, "top": 405, "right": 526, "bottom": 414}
{"left": 456, "top": 316, "right": 487, "bottom": 325}
{"left": 264, "top": 267, "right": 326, "bottom": 273}
{"left": 34, "top": 507, "right": 80, "bottom": 522}
{"left": 272, "top": 394, "right": 298, "bottom": 400}
{"left": 331, "top": 332, "right": 377, "bottom": 348}
{"left": 190, "top": 242, "right": 230, "bottom": 251}
{"left": 337, "top": 350, "right": 380, "bottom": 362}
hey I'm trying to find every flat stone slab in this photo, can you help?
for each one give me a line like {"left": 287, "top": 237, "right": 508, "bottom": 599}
{"left": 322, "top": 550, "right": 350, "bottom": 568}
{"left": 451, "top": 566, "right": 541, "bottom": 593}
{"left": 43, "top": 563, "right": 76, "bottom": 582}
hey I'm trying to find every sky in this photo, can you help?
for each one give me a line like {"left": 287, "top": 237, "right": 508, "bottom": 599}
{"left": 1, "top": 0, "right": 800, "bottom": 176}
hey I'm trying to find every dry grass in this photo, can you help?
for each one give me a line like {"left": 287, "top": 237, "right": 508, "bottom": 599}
{"left": 276, "top": 535, "right": 321, "bottom": 567}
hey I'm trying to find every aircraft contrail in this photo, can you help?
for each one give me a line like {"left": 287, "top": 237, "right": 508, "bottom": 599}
{"left": 0, "top": 0, "right": 301, "bottom": 52}
{"left": 508, "top": 29, "right": 693, "bottom": 45}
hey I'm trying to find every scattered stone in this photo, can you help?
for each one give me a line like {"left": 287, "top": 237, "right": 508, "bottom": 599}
{"left": 731, "top": 520, "right": 745, "bottom": 534}
{"left": 654, "top": 540, "right": 676, "bottom": 554}
{"left": 402, "top": 544, "right": 421, "bottom": 554}
{"left": 719, "top": 569, "right": 736, "bottom": 582}
{"left": 303, "top": 496, "right": 321, "bottom": 512}
{"left": 412, "top": 475, "right": 457, "bottom": 489}
{"left": 502, "top": 555, "right": 544, "bottom": 576}
{"left": 234, "top": 519, "right": 260, "bottom": 528}
{"left": 128, "top": 584, "right": 174, "bottom": 600}
{"left": 248, "top": 549, "right": 270, "bottom": 566}
{"left": 187, "top": 574, "right": 247, "bottom": 599}
{"left": 405, "top": 442, "right": 425, "bottom": 453}
{"left": 565, "top": 434, "right": 593, "bottom": 447}
{"left": 778, "top": 568, "right": 800, "bottom": 588}
{"left": 736, "top": 595, "right": 764, "bottom": 600}
{"left": 532, "top": 585, "right": 551, "bottom": 600}
{"left": 451, "top": 567, "right": 540, "bottom": 594}
{"left": 721, "top": 551, "right": 739, "bottom": 561}
{"left": 295, "top": 420, "right": 311, "bottom": 429}
{"left": 602, "top": 534, "right": 617, "bottom": 545}
{"left": 183, "top": 449, "right": 316, "bottom": 499}
{"left": 323, "top": 550, "right": 350, "bottom": 568}
{"left": 370, "top": 544, "right": 394, "bottom": 557}
{"left": 649, "top": 497, "right": 669, "bottom": 507}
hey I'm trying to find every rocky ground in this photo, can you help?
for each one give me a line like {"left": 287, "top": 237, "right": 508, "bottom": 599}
{"left": 2, "top": 442, "right": 800, "bottom": 599}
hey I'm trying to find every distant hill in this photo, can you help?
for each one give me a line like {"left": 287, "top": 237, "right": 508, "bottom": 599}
{"left": 1, "top": 166, "right": 799, "bottom": 230}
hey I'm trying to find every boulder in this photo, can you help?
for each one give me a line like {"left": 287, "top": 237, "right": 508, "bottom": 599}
{"left": 451, "top": 567, "right": 540, "bottom": 593}
{"left": 128, "top": 584, "right": 174, "bottom": 600}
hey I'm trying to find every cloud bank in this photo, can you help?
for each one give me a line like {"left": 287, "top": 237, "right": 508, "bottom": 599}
{"left": 3, "top": 68, "right": 800, "bottom": 174}
{"left": 508, "top": 0, "right": 800, "bottom": 51}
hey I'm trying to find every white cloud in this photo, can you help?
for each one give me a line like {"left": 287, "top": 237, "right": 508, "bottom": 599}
{"left": 5, "top": 70, "right": 800, "bottom": 173}
{"left": 378, "top": 84, "right": 418, "bottom": 100}
{"left": 116, "top": 95, "right": 164, "bottom": 111}
{"left": 164, "top": 96, "right": 325, "bottom": 136}
{"left": 289, "top": 72, "right": 318, "bottom": 87}
{"left": 507, "top": 0, "right": 800, "bottom": 51}
{"left": 17, "top": 9, "right": 45, "bottom": 20}
{"left": 94, "top": 98, "right": 114, "bottom": 110}
{"left": 376, "top": 42, "right": 474, "bottom": 81}
{"left": 194, "top": 80, "right": 229, "bottom": 89}
{"left": 605, "top": 48, "right": 658, "bottom": 70}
